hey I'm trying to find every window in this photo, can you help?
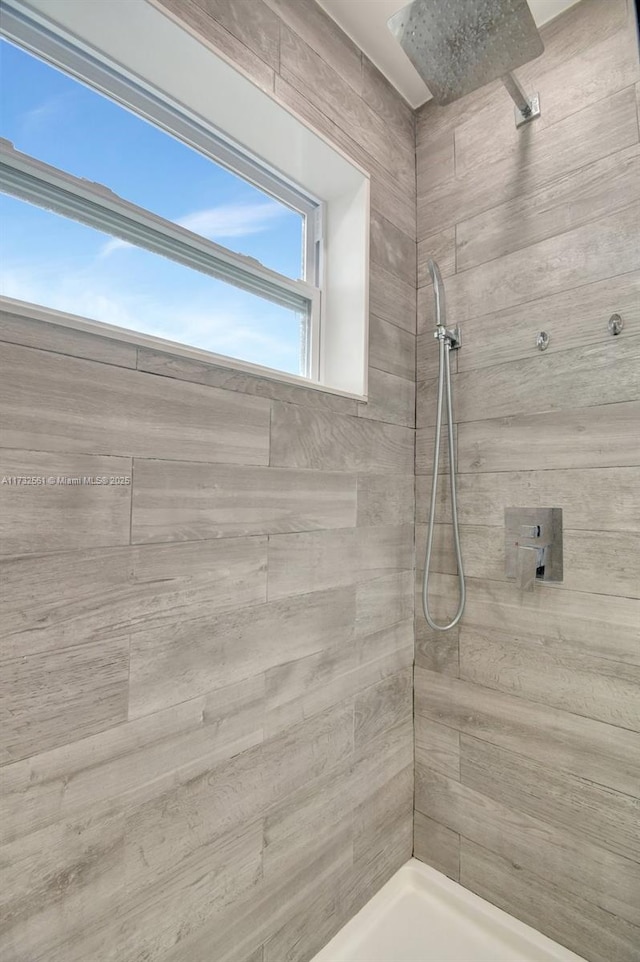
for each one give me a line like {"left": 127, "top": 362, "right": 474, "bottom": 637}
{"left": 0, "top": 0, "right": 369, "bottom": 397}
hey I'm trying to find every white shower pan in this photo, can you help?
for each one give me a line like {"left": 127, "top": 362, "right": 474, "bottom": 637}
{"left": 311, "top": 859, "right": 585, "bottom": 962}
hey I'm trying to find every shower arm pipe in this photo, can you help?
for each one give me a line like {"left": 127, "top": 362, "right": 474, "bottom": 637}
{"left": 501, "top": 71, "right": 532, "bottom": 115}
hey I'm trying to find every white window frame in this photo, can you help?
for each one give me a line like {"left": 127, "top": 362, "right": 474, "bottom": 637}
{"left": 0, "top": 0, "right": 370, "bottom": 399}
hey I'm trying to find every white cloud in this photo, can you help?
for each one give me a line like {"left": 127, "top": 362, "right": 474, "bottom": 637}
{"left": 176, "top": 200, "right": 289, "bottom": 240}
{"left": 99, "top": 237, "right": 131, "bottom": 258}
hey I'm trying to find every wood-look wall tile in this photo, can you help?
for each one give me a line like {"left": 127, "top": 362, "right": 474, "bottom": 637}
{"left": 370, "top": 209, "right": 416, "bottom": 287}
{"left": 415, "top": 128, "right": 455, "bottom": 198}
{"left": 0, "top": 343, "right": 271, "bottom": 463}
{"left": 443, "top": 337, "right": 640, "bottom": 425}
{"left": 0, "top": 637, "right": 129, "bottom": 765}
{"left": 415, "top": 715, "right": 460, "bottom": 780}
{"left": 0, "top": 309, "right": 137, "bottom": 368}
{"left": 279, "top": 28, "right": 414, "bottom": 196}
{"left": 414, "top": 575, "right": 461, "bottom": 676}
{"left": 355, "top": 570, "right": 414, "bottom": 637}
{"left": 137, "top": 348, "right": 358, "bottom": 416}
{"left": 270, "top": 402, "right": 414, "bottom": 474}
{"left": 459, "top": 627, "right": 640, "bottom": 732}
{"left": 358, "top": 367, "right": 415, "bottom": 428}
{"left": 267, "top": 524, "right": 413, "bottom": 600}
{"left": 413, "top": 811, "right": 460, "bottom": 881}
{"left": 458, "top": 401, "right": 640, "bottom": 473}
{"left": 361, "top": 56, "right": 414, "bottom": 145}
{"left": 128, "top": 586, "right": 355, "bottom": 717}
{"left": 0, "top": 694, "right": 257, "bottom": 844}
{"left": 368, "top": 314, "right": 415, "bottom": 381}
{"left": 188, "top": 0, "right": 280, "bottom": 68}
{"left": 0, "top": 810, "right": 125, "bottom": 962}
{"left": 153, "top": 0, "right": 274, "bottom": 92}
{"left": 356, "top": 473, "right": 414, "bottom": 526}
{"left": 353, "top": 765, "right": 413, "bottom": 864}
{"left": 457, "top": 144, "right": 640, "bottom": 271}
{"left": 354, "top": 668, "right": 413, "bottom": 750}
{"left": 414, "top": 668, "right": 640, "bottom": 797}
{"left": 0, "top": 450, "right": 131, "bottom": 555}
{"left": 460, "top": 735, "right": 640, "bottom": 863}
{"left": 415, "top": 765, "right": 640, "bottom": 927}
{"left": 131, "top": 460, "right": 357, "bottom": 543}
{"left": 457, "top": 271, "right": 640, "bottom": 374}
{"left": 417, "top": 87, "right": 639, "bottom": 235}
{"left": 460, "top": 839, "right": 640, "bottom": 962}
{"left": 461, "top": 577, "right": 640, "bottom": 665}
{"left": 417, "top": 227, "right": 456, "bottom": 286}
{"left": 418, "top": 520, "right": 640, "bottom": 601}
{"left": 264, "top": 0, "right": 363, "bottom": 95}
{"left": 447, "top": 205, "right": 640, "bottom": 324}
{"left": 422, "top": 467, "right": 640, "bottom": 531}
{"left": 454, "top": 29, "right": 639, "bottom": 179}
{"left": 272, "top": 76, "right": 416, "bottom": 238}
{"left": 369, "top": 267, "right": 416, "bottom": 335}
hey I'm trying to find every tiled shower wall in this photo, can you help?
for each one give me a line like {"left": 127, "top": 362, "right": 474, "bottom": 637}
{"left": 413, "top": 1, "right": 640, "bottom": 959}
{"left": 0, "top": 1, "right": 417, "bottom": 959}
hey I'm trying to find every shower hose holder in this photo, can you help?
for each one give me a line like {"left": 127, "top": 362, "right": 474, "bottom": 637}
{"left": 434, "top": 324, "right": 461, "bottom": 350}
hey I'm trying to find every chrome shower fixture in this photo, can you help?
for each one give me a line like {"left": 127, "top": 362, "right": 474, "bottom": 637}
{"left": 388, "top": 0, "right": 544, "bottom": 126}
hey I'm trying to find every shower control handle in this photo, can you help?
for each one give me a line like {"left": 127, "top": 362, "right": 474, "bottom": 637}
{"left": 516, "top": 524, "right": 550, "bottom": 592}
{"left": 505, "top": 508, "right": 563, "bottom": 591}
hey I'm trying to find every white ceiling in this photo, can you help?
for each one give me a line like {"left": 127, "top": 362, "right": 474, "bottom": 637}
{"left": 315, "top": 0, "right": 582, "bottom": 107}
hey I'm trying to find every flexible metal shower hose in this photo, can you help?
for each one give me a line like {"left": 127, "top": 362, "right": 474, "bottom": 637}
{"left": 422, "top": 333, "right": 466, "bottom": 631}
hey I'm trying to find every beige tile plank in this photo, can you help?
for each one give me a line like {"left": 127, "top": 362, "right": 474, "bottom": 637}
{"left": 457, "top": 144, "right": 640, "bottom": 271}
{"left": 270, "top": 401, "right": 414, "bottom": 473}
{"left": 461, "top": 839, "right": 640, "bottom": 962}
{"left": 414, "top": 811, "right": 460, "bottom": 881}
{"left": 354, "top": 668, "right": 413, "bottom": 750}
{"left": 267, "top": 524, "right": 413, "bottom": 600}
{"left": 457, "top": 271, "right": 640, "bottom": 374}
{"left": 0, "top": 536, "right": 267, "bottom": 662}
{"left": 0, "top": 637, "right": 129, "bottom": 765}
{"left": 186, "top": 0, "right": 280, "bottom": 68}
{"left": 0, "top": 309, "right": 137, "bottom": 368}
{"left": 356, "top": 473, "right": 414, "bottom": 526}
{"left": 417, "top": 466, "right": 640, "bottom": 531}
{"left": 0, "top": 343, "right": 271, "bottom": 463}
{"left": 361, "top": 56, "right": 414, "bottom": 145}
{"left": 355, "top": 570, "right": 414, "bottom": 637}
{"left": 414, "top": 574, "right": 461, "bottom": 677}
{"left": 264, "top": 0, "right": 363, "bottom": 95}
{"left": 417, "top": 88, "right": 639, "bottom": 236}
{"left": 460, "top": 577, "right": 640, "bottom": 665}
{"left": 419, "top": 337, "right": 640, "bottom": 428}
{"left": 459, "top": 626, "right": 640, "bottom": 732}
{"left": 279, "top": 28, "right": 414, "bottom": 198}
{"left": 137, "top": 347, "right": 358, "bottom": 416}
{"left": 131, "top": 459, "right": 357, "bottom": 543}
{"left": 415, "top": 715, "right": 460, "bottom": 780}
{"left": 461, "top": 735, "right": 640, "bottom": 863}
{"left": 151, "top": 0, "right": 274, "bottom": 92}
{"left": 369, "top": 267, "right": 416, "bottom": 335}
{"left": 454, "top": 29, "right": 639, "bottom": 179}
{"left": 0, "top": 450, "right": 131, "bottom": 555}
{"left": 415, "top": 765, "right": 640, "bottom": 927}
{"left": 368, "top": 314, "right": 415, "bottom": 381}
{"left": 0, "top": 685, "right": 263, "bottom": 844}
{"left": 445, "top": 205, "right": 640, "bottom": 325}
{"left": 128, "top": 585, "right": 355, "bottom": 718}
{"left": 414, "top": 668, "right": 640, "bottom": 797}
{"left": 417, "top": 522, "right": 640, "bottom": 601}
{"left": 358, "top": 366, "right": 415, "bottom": 428}
{"left": 417, "top": 227, "right": 456, "bottom": 286}
{"left": 458, "top": 401, "right": 640, "bottom": 473}
{"left": 370, "top": 208, "right": 416, "bottom": 287}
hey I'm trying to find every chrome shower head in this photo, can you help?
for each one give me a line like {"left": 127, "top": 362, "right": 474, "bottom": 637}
{"left": 427, "top": 257, "right": 445, "bottom": 329}
{"left": 388, "top": 0, "right": 544, "bottom": 107}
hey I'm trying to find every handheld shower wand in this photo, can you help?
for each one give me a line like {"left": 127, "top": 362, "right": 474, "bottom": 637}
{"left": 422, "top": 259, "right": 465, "bottom": 632}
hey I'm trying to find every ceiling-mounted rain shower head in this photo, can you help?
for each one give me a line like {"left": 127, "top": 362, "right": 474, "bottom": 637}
{"left": 388, "top": 0, "right": 544, "bottom": 125}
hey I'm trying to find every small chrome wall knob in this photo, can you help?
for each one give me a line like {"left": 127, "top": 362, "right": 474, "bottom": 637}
{"left": 536, "top": 331, "right": 550, "bottom": 351}
{"left": 608, "top": 314, "right": 624, "bottom": 335}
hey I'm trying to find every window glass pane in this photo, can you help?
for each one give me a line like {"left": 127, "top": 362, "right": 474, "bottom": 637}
{"left": 0, "top": 38, "right": 305, "bottom": 280}
{"left": 0, "top": 194, "right": 307, "bottom": 376}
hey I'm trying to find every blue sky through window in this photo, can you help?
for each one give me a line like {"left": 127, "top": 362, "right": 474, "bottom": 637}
{"left": 0, "top": 38, "right": 306, "bottom": 375}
